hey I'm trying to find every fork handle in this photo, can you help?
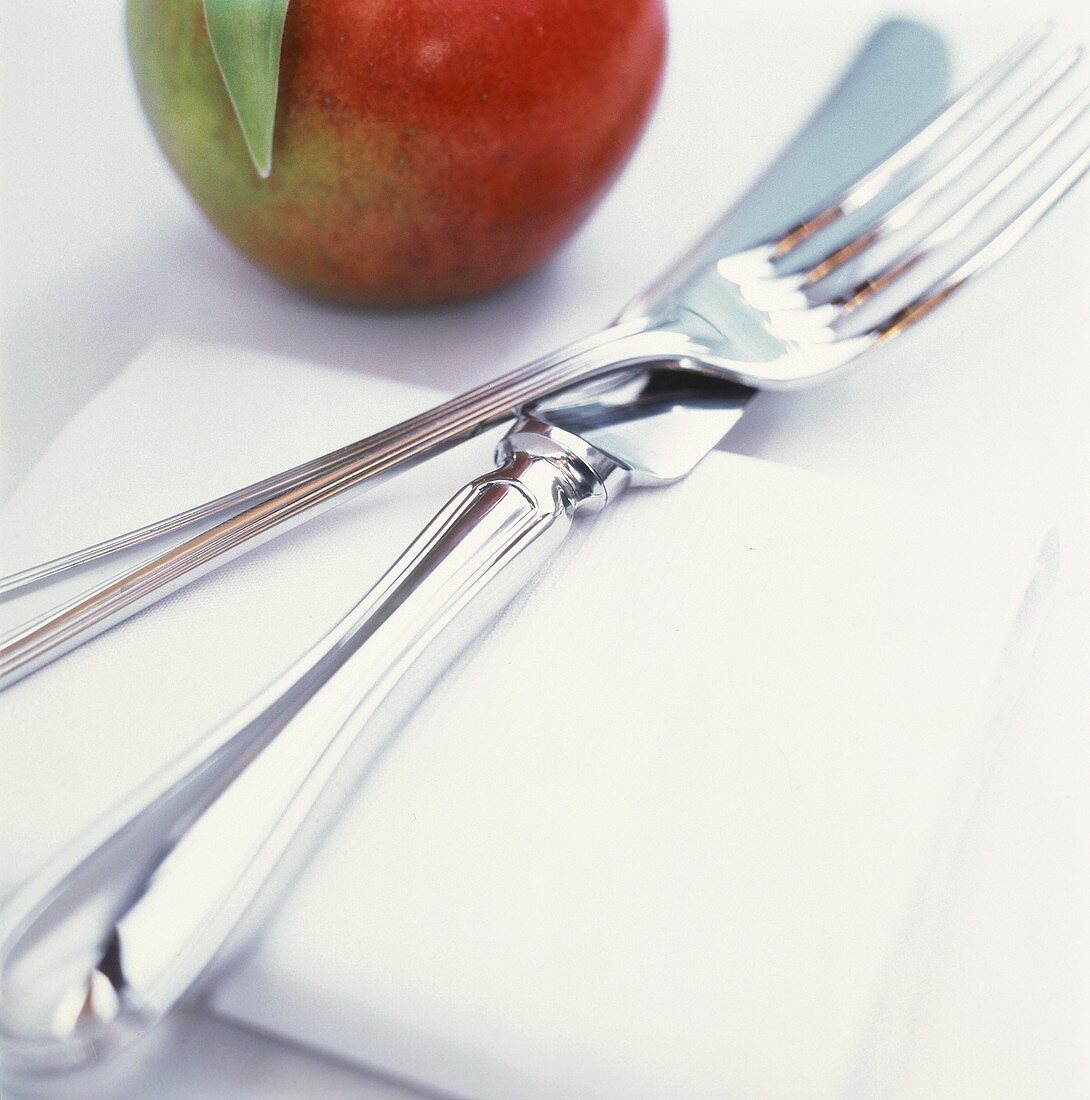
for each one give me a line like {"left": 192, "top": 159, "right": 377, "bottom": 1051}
{"left": 0, "top": 325, "right": 688, "bottom": 692}
{"left": 0, "top": 418, "right": 625, "bottom": 1078}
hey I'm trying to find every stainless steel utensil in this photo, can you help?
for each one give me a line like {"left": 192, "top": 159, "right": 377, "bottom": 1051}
{"left": 3, "top": 22, "right": 1087, "bottom": 691}
{"left": 0, "top": 368, "right": 753, "bottom": 1077}
{"left": 3, "top": 18, "right": 1090, "bottom": 1083}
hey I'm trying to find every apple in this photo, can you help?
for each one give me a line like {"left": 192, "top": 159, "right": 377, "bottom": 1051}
{"left": 126, "top": 0, "right": 667, "bottom": 306}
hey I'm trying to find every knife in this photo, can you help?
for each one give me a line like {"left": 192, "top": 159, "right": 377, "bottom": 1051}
{"left": 7, "top": 19, "right": 1081, "bottom": 1077}
{"left": 0, "top": 367, "right": 752, "bottom": 1077}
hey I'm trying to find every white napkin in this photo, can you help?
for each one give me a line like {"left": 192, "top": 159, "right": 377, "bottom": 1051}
{"left": 0, "top": 338, "right": 1053, "bottom": 1098}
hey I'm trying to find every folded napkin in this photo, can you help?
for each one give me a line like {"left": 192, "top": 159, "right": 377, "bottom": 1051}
{"left": 0, "top": 338, "right": 1052, "bottom": 1097}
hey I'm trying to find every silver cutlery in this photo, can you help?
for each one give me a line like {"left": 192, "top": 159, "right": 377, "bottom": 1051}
{"left": 2, "top": 22, "right": 1087, "bottom": 692}
{"left": 1, "top": 21, "right": 1089, "bottom": 1080}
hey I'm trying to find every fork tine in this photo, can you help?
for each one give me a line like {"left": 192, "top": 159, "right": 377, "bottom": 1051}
{"left": 791, "top": 47, "right": 1083, "bottom": 287}
{"left": 767, "top": 136, "right": 1090, "bottom": 381}
{"left": 833, "top": 82, "right": 1090, "bottom": 315}
{"left": 734, "top": 44, "right": 1082, "bottom": 315}
{"left": 867, "top": 139, "right": 1090, "bottom": 343}
{"left": 748, "top": 103, "right": 1090, "bottom": 349}
{"left": 767, "top": 22, "right": 1054, "bottom": 262}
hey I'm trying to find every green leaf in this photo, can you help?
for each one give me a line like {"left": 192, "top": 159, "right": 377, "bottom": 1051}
{"left": 203, "top": 0, "right": 291, "bottom": 178}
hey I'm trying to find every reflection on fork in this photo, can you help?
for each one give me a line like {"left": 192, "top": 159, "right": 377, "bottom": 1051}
{"left": 620, "top": 21, "right": 1089, "bottom": 376}
{"left": 1, "top": 21, "right": 1088, "bottom": 692}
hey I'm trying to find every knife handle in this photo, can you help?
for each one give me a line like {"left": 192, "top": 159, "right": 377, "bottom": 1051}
{"left": 0, "top": 419, "right": 625, "bottom": 1079}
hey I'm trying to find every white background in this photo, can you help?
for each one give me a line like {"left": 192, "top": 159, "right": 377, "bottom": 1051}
{"left": 2, "top": 0, "right": 1089, "bottom": 1096}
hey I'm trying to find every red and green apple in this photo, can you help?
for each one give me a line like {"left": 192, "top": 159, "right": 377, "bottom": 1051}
{"left": 127, "top": 0, "right": 667, "bottom": 305}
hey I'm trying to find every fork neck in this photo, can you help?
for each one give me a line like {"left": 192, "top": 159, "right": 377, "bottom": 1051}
{"left": 620, "top": 258, "right": 796, "bottom": 371}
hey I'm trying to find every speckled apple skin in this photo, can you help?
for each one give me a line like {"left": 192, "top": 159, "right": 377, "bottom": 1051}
{"left": 126, "top": 0, "right": 666, "bottom": 306}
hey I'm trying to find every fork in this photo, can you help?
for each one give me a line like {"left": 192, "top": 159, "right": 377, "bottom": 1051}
{"left": 1, "top": 21, "right": 1087, "bottom": 691}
